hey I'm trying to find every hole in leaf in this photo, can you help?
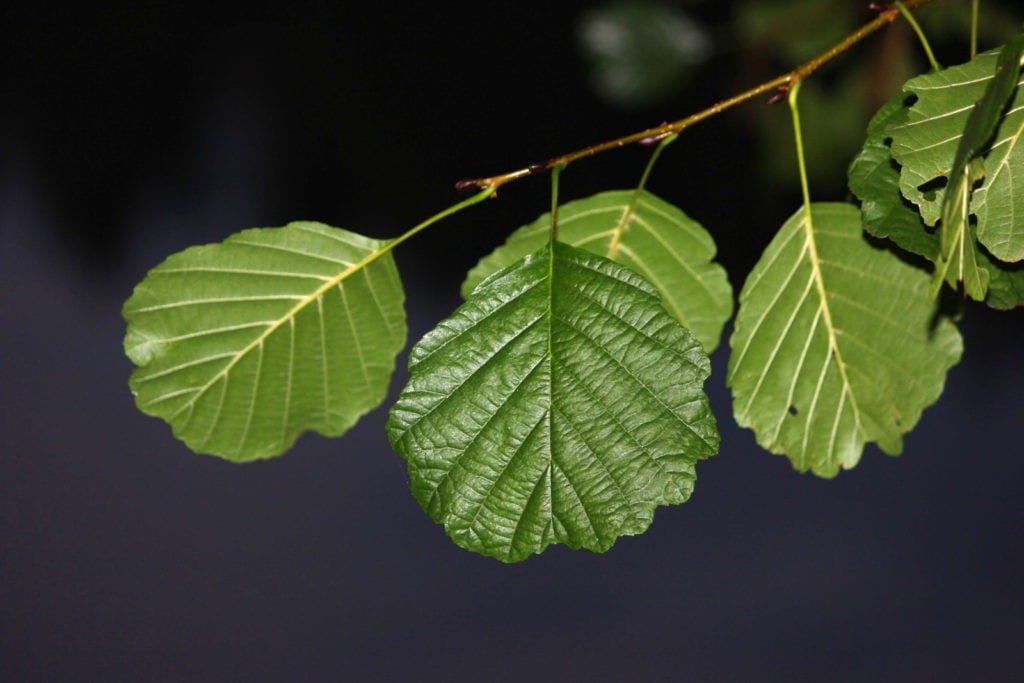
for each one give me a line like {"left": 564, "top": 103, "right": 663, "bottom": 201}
{"left": 917, "top": 176, "right": 948, "bottom": 202}
{"left": 788, "top": 405, "right": 799, "bottom": 416}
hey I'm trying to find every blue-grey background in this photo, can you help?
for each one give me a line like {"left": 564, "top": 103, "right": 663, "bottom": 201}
{"left": 2, "top": 2, "right": 1021, "bottom": 680}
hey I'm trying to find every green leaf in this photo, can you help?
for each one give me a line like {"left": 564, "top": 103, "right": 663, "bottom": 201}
{"left": 889, "top": 41, "right": 1024, "bottom": 264}
{"left": 849, "top": 92, "right": 1023, "bottom": 308}
{"left": 930, "top": 36, "right": 1024, "bottom": 298}
{"left": 848, "top": 93, "right": 939, "bottom": 261}
{"left": 967, "top": 35, "right": 1024, "bottom": 263}
{"left": 727, "top": 203, "right": 962, "bottom": 478}
{"left": 985, "top": 257, "right": 1024, "bottom": 310}
{"left": 462, "top": 190, "right": 733, "bottom": 353}
{"left": 931, "top": 165, "right": 990, "bottom": 302}
{"left": 389, "top": 241, "right": 718, "bottom": 562}
{"left": 946, "top": 36, "right": 1023, "bottom": 190}
{"left": 123, "top": 222, "right": 406, "bottom": 462}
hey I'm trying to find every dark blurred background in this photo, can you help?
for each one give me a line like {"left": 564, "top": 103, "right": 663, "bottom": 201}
{"left": 2, "top": 1, "right": 1022, "bottom": 680}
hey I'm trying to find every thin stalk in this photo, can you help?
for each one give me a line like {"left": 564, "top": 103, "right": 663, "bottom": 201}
{"left": 970, "top": 0, "right": 980, "bottom": 57}
{"left": 607, "top": 133, "right": 678, "bottom": 258}
{"left": 636, "top": 134, "right": 678, "bottom": 195}
{"left": 895, "top": 1, "right": 942, "bottom": 70}
{"left": 378, "top": 186, "right": 494, "bottom": 259}
{"left": 787, "top": 81, "right": 813, "bottom": 219}
{"left": 786, "top": 78, "right": 857, "bottom": 417}
{"left": 550, "top": 164, "right": 565, "bottom": 242}
{"left": 457, "top": 0, "right": 938, "bottom": 192}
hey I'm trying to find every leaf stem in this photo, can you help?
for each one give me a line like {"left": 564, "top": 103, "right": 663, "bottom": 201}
{"left": 636, "top": 134, "right": 678, "bottom": 195}
{"left": 607, "top": 133, "right": 678, "bottom": 258}
{"left": 970, "top": 0, "right": 980, "bottom": 57}
{"left": 787, "top": 81, "right": 813, "bottom": 220}
{"left": 378, "top": 186, "right": 494, "bottom": 259}
{"left": 895, "top": 1, "right": 942, "bottom": 70}
{"left": 456, "top": 0, "right": 938, "bottom": 192}
{"left": 550, "top": 164, "right": 565, "bottom": 242}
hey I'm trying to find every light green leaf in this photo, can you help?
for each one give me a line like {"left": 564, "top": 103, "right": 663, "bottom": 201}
{"left": 727, "top": 203, "right": 962, "bottom": 478}
{"left": 389, "top": 241, "right": 718, "bottom": 562}
{"left": 461, "top": 190, "right": 732, "bottom": 353}
{"left": 968, "top": 35, "right": 1024, "bottom": 263}
{"left": 931, "top": 36, "right": 1024, "bottom": 297}
{"left": 945, "top": 36, "right": 1023, "bottom": 192}
{"left": 849, "top": 92, "right": 1023, "bottom": 308}
{"left": 123, "top": 222, "right": 406, "bottom": 462}
{"left": 889, "top": 42, "right": 1024, "bottom": 263}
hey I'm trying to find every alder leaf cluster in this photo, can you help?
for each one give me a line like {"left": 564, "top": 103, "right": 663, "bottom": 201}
{"left": 123, "top": 30, "right": 1024, "bottom": 561}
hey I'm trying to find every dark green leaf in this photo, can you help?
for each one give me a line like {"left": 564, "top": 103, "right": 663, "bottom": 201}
{"left": 848, "top": 92, "right": 939, "bottom": 261}
{"left": 932, "top": 160, "right": 990, "bottom": 301}
{"left": 389, "top": 241, "right": 718, "bottom": 562}
{"left": 462, "top": 190, "right": 732, "bottom": 353}
{"left": 985, "top": 256, "right": 1024, "bottom": 309}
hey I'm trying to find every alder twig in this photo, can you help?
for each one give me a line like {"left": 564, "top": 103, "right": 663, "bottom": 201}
{"left": 456, "top": 0, "right": 937, "bottom": 193}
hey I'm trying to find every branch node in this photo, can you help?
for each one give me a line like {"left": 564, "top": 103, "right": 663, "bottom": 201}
{"left": 639, "top": 131, "right": 673, "bottom": 146}
{"left": 455, "top": 178, "right": 483, "bottom": 192}
{"left": 868, "top": 2, "right": 900, "bottom": 22}
{"left": 767, "top": 86, "right": 791, "bottom": 105}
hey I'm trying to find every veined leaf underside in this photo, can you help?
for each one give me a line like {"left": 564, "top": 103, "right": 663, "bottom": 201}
{"left": 124, "top": 222, "right": 406, "bottom": 461}
{"left": 728, "top": 203, "right": 962, "bottom": 477}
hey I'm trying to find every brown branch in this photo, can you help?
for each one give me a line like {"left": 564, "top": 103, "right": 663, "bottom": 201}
{"left": 456, "top": 0, "right": 937, "bottom": 193}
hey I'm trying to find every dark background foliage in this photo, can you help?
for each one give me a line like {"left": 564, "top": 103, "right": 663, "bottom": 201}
{"left": 2, "top": 1, "right": 1022, "bottom": 679}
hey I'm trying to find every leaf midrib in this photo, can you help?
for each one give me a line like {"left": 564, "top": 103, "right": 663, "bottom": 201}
{"left": 167, "top": 242, "right": 388, "bottom": 425}
{"left": 605, "top": 187, "right": 646, "bottom": 258}
{"left": 801, "top": 207, "right": 863, "bottom": 451}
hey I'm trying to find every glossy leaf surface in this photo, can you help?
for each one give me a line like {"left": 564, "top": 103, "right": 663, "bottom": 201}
{"left": 728, "top": 203, "right": 962, "bottom": 478}
{"left": 462, "top": 190, "right": 732, "bottom": 352}
{"left": 124, "top": 222, "right": 406, "bottom": 461}
{"left": 390, "top": 241, "right": 718, "bottom": 562}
